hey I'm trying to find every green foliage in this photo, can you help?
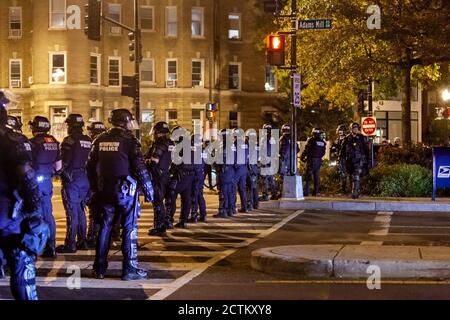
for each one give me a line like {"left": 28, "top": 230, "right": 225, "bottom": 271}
{"left": 376, "top": 144, "right": 433, "bottom": 169}
{"left": 362, "top": 164, "right": 432, "bottom": 197}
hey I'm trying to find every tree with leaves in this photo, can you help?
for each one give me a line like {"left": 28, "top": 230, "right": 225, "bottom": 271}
{"left": 257, "top": 0, "right": 449, "bottom": 144}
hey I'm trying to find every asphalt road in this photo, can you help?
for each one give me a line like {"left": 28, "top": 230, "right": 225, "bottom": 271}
{"left": 2, "top": 186, "right": 450, "bottom": 300}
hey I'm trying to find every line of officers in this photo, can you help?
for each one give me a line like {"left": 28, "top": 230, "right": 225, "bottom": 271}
{"left": 0, "top": 97, "right": 299, "bottom": 300}
{"left": 301, "top": 123, "right": 370, "bottom": 199}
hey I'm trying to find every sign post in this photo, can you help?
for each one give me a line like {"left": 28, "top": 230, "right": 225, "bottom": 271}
{"left": 293, "top": 74, "right": 301, "bottom": 108}
{"left": 361, "top": 116, "right": 377, "bottom": 136}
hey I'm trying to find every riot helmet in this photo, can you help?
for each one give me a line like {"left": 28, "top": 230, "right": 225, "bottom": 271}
{"left": 336, "top": 124, "right": 347, "bottom": 136}
{"left": 87, "top": 121, "right": 106, "bottom": 136}
{"left": 29, "top": 116, "right": 51, "bottom": 133}
{"left": 151, "top": 121, "right": 170, "bottom": 135}
{"left": 281, "top": 124, "right": 291, "bottom": 135}
{"left": 6, "top": 115, "right": 23, "bottom": 132}
{"left": 65, "top": 114, "right": 85, "bottom": 128}
{"left": 109, "top": 109, "right": 134, "bottom": 129}
{"left": 311, "top": 127, "right": 322, "bottom": 138}
{"left": 350, "top": 122, "right": 361, "bottom": 133}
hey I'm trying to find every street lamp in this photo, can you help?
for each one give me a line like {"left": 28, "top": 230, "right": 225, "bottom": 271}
{"left": 442, "top": 89, "right": 450, "bottom": 102}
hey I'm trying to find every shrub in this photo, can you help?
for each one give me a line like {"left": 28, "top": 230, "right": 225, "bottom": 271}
{"left": 376, "top": 144, "right": 432, "bottom": 169}
{"left": 362, "top": 164, "right": 432, "bottom": 197}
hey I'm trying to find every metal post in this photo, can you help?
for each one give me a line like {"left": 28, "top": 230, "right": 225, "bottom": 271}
{"left": 134, "top": 0, "right": 141, "bottom": 139}
{"left": 367, "top": 78, "right": 374, "bottom": 167}
{"left": 289, "top": 0, "right": 298, "bottom": 176}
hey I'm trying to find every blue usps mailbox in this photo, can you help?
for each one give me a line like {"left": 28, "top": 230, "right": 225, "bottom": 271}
{"left": 432, "top": 147, "right": 450, "bottom": 201}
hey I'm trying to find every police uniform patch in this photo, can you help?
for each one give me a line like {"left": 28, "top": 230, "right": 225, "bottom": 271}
{"left": 99, "top": 142, "right": 120, "bottom": 151}
{"left": 80, "top": 140, "right": 92, "bottom": 149}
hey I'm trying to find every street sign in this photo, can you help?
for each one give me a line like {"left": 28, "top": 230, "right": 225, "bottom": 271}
{"left": 361, "top": 116, "right": 377, "bottom": 136}
{"left": 293, "top": 74, "right": 301, "bottom": 108}
{"left": 297, "top": 19, "right": 332, "bottom": 30}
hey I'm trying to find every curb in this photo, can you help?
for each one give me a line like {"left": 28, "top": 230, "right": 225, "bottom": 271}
{"left": 261, "top": 200, "right": 450, "bottom": 212}
{"left": 251, "top": 245, "right": 450, "bottom": 279}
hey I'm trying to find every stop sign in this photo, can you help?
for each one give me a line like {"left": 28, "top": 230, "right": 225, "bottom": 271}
{"left": 361, "top": 117, "right": 377, "bottom": 136}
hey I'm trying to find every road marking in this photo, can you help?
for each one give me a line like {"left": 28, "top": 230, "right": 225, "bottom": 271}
{"left": 149, "top": 210, "right": 305, "bottom": 300}
{"left": 36, "top": 261, "right": 204, "bottom": 271}
{"left": 362, "top": 211, "right": 393, "bottom": 245}
{"left": 256, "top": 280, "right": 450, "bottom": 285}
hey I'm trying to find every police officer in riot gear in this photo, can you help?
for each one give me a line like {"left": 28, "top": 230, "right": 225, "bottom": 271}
{"left": 0, "top": 90, "right": 46, "bottom": 300}
{"left": 87, "top": 108, "right": 154, "bottom": 280}
{"left": 87, "top": 121, "right": 106, "bottom": 140}
{"left": 29, "top": 116, "right": 62, "bottom": 258}
{"left": 190, "top": 134, "right": 207, "bottom": 223}
{"left": 341, "top": 122, "right": 369, "bottom": 199}
{"left": 6, "top": 115, "right": 23, "bottom": 133}
{"left": 246, "top": 131, "right": 260, "bottom": 211}
{"left": 214, "top": 129, "right": 236, "bottom": 218}
{"left": 331, "top": 124, "right": 348, "bottom": 193}
{"left": 86, "top": 121, "right": 106, "bottom": 247}
{"left": 234, "top": 129, "right": 249, "bottom": 213}
{"left": 279, "top": 124, "right": 300, "bottom": 193}
{"left": 301, "top": 128, "right": 326, "bottom": 196}
{"left": 260, "top": 124, "right": 278, "bottom": 201}
{"left": 166, "top": 127, "right": 196, "bottom": 228}
{"left": 146, "top": 121, "right": 173, "bottom": 235}
{"left": 57, "top": 114, "right": 92, "bottom": 253}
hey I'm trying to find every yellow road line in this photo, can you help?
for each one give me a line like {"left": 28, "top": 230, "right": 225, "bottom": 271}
{"left": 256, "top": 280, "right": 450, "bottom": 285}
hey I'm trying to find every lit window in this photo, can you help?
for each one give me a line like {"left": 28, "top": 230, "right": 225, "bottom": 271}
{"left": 228, "top": 14, "right": 241, "bottom": 40}
{"left": 108, "top": 57, "right": 121, "bottom": 87}
{"left": 108, "top": 4, "right": 122, "bottom": 35}
{"left": 166, "top": 110, "right": 178, "bottom": 129}
{"left": 49, "top": 0, "right": 66, "bottom": 29}
{"left": 166, "top": 59, "right": 177, "bottom": 87}
{"left": 141, "top": 59, "right": 155, "bottom": 83}
{"left": 228, "top": 63, "right": 241, "bottom": 90}
{"left": 9, "top": 7, "right": 22, "bottom": 38}
{"left": 166, "top": 7, "right": 177, "bottom": 37}
{"left": 192, "top": 60, "right": 203, "bottom": 88}
{"left": 9, "top": 59, "right": 22, "bottom": 88}
{"left": 191, "top": 7, "right": 204, "bottom": 37}
{"left": 265, "top": 65, "right": 276, "bottom": 92}
{"left": 141, "top": 6, "right": 154, "bottom": 31}
{"left": 50, "top": 52, "right": 67, "bottom": 84}
{"left": 90, "top": 54, "right": 101, "bottom": 85}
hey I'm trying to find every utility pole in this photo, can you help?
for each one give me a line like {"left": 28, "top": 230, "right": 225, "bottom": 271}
{"left": 290, "top": 0, "right": 298, "bottom": 176}
{"left": 133, "top": 0, "right": 141, "bottom": 139}
{"left": 367, "top": 78, "right": 374, "bottom": 167}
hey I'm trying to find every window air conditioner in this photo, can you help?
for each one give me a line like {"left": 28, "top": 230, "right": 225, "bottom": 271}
{"left": 10, "top": 80, "right": 21, "bottom": 88}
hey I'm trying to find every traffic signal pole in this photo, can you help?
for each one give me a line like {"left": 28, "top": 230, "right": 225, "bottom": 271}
{"left": 367, "top": 78, "right": 374, "bottom": 167}
{"left": 134, "top": 0, "right": 141, "bottom": 139}
{"left": 290, "top": 0, "right": 298, "bottom": 176}
{"left": 102, "top": 3, "right": 141, "bottom": 139}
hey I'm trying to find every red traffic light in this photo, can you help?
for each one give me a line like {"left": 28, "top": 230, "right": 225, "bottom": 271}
{"left": 267, "top": 34, "right": 285, "bottom": 51}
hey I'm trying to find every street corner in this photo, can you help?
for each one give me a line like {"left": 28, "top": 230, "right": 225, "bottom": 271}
{"left": 250, "top": 245, "right": 342, "bottom": 278}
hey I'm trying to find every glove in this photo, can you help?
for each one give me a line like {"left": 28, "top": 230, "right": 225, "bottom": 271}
{"left": 300, "top": 155, "right": 307, "bottom": 163}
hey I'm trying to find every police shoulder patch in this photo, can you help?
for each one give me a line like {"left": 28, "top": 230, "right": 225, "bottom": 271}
{"left": 63, "top": 136, "right": 75, "bottom": 146}
{"left": 6, "top": 130, "right": 26, "bottom": 143}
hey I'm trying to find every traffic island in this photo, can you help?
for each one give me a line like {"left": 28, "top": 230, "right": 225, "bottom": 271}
{"left": 258, "top": 197, "right": 450, "bottom": 212}
{"left": 251, "top": 245, "right": 450, "bottom": 279}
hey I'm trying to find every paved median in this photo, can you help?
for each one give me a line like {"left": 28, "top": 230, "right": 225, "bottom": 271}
{"left": 259, "top": 197, "right": 450, "bottom": 212}
{"left": 251, "top": 245, "right": 450, "bottom": 279}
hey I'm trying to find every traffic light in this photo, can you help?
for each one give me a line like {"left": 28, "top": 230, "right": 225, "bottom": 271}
{"left": 266, "top": 34, "right": 285, "bottom": 66}
{"left": 206, "top": 102, "right": 218, "bottom": 122}
{"left": 128, "top": 31, "right": 143, "bottom": 63}
{"left": 84, "top": 0, "right": 102, "bottom": 41}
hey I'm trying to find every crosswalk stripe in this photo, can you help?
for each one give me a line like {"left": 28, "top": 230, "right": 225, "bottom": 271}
{"left": 1, "top": 204, "right": 293, "bottom": 298}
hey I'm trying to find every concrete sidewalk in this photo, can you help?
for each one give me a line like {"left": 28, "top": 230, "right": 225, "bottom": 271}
{"left": 259, "top": 196, "right": 450, "bottom": 212}
{"left": 251, "top": 245, "right": 450, "bottom": 279}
